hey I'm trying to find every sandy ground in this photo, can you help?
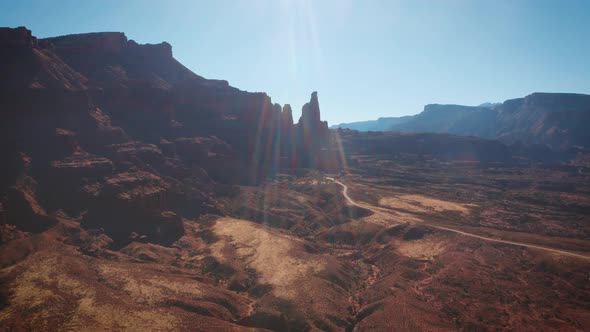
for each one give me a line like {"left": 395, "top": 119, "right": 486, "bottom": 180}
{"left": 211, "top": 217, "right": 326, "bottom": 299}
{"left": 330, "top": 178, "right": 590, "bottom": 260}
{"left": 0, "top": 252, "right": 180, "bottom": 330}
{"left": 379, "top": 194, "right": 476, "bottom": 215}
{"left": 396, "top": 237, "right": 448, "bottom": 260}
{"left": 98, "top": 263, "right": 205, "bottom": 305}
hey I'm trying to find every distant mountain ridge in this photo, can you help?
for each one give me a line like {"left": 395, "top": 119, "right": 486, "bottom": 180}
{"left": 478, "top": 102, "right": 501, "bottom": 108}
{"left": 331, "top": 116, "right": 413, "bottom": 132}
{"left": 332, "top": 92, "right": 590, "bottom": 148}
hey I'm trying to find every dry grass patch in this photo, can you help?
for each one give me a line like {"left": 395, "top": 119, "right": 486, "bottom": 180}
{"left": 396, "top": 237, "right": 448, "bottom": 261}
{"left": 98, "top": 263, "right": 204, "bottom": 305}
{"left": 380, "top": 194, "right": 476, "bottom": 215}
{"left": 0, "top": 253, "right": 179, "bottom": 330}
{"left": 211, "top": 217, "right": 326, "bottom": 299}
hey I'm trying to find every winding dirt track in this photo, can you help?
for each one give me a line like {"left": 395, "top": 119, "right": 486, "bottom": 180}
{"left": 327, "top": 178, "right": 590, "bottom": 260}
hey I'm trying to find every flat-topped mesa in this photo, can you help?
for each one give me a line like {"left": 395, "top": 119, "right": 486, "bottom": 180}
{"left": 0, "top": 26, "right": 38, "bottom": 48}
{"left": 45, "top": 32, "right": 128, "bottom": 53}
{"left": 43, "top": 32, "right": 174, "bottom": 59}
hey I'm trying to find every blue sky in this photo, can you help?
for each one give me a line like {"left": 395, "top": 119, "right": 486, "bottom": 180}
{"left": 2, "top": 0, "right": 589, "bottom": 124}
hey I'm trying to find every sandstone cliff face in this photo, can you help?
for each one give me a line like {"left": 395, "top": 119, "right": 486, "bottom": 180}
{"left": 0, "top": 27, "right": 334, "bottom": 246}
{"left": 494, "top": 93, "right": 590, "bottom": 148}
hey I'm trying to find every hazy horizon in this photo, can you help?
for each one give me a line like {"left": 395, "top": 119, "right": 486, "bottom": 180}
{"left": 2, "top": 0, "right": 589, "bottom": 124}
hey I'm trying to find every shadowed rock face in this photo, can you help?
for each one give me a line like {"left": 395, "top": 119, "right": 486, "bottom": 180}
{"left": 300, "top": 91, "right": 321, "bottom": 126}
{"left": 281, "top": 104, "right": 294, "bottom": 129}
{"left": 0, "top": 27, "right": 334, "bottom": 246}
{"left": 280, "top": 104, "right": 296, "bottom": 167}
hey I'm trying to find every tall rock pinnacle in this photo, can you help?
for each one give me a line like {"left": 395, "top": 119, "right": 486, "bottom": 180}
{"left": 295, "top": 92, "right": 330, "bottom": 168}
{"left": 299, "top": 91, "right": 321, "bottom": 127}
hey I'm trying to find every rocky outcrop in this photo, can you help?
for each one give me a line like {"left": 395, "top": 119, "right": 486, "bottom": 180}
{"left": 1, "top": 153, "right": 57, "bottom": 233}
{"left": 300, "top": 91, "right": 322, "bottom": 127}
{"left": 45, "top": 32, "right": 174, "bottom": 60}
{"left": 0, "top": 27, "right": 88, "bottom": 90}
{"left": 50, "top": 154, "right": 114, "bottom": 178}
{"left": 0, "top": 26, "right": 38, "bottom": 48}
{"left": 107, "top": 141, "right": 163, "bottom": 164}
{"left": 128, "top": 40, "right": 173, "bottom": 59}
{"left": 77, "top": 170, "right": 185, "bottom": 246}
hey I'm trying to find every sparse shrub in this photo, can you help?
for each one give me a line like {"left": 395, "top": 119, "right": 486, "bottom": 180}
{"left": 164, "top": 300, "right": 213, "bottom": 316}
{"left": 516, "top": 214, "right": 536, "bottom": 225}
{"left": 340, "top": 206, "right": 372, "bottom": 220}
{"left": 400, "top": 259, "right": 422, "bottom": 269}
{"left": 403, "top": 227, "right": 430, "bottom": 241}
{"left": 327, "top": 315, "right": 349, "bottom": 327}
{"left": 0, "top": 288, "right": 9, "bottom": 310}
{"left": 323, "top": 272, "right": 348, "bottom": 290}
{"left": 401, "top": 269, "right": 425, "bottom": 281}
{"left": 313, "top": 319, "right": 334, "bottom": 332}
{"left": 201, "top": 256, "right": 235, "bottom": 279}
{"left": 303, "top": 243, "right": 319, "bottom": 253}
{"left": 243, "top": 311, "right": 287, "bottom": 331}
{"left": 248, "top": 283, "right": 272, "bottom": 298}
{"left": 533, "top": 260, "right": 558, "bottom": 274}
{"left": 244, "top": 299, "right": 310, "bottom": 331}
{"left": 355, "top": 302, "right": 384, "bottom": 322}
{"left": 228, "top": 279, "right": 248, "bottom": 292}
{"left": 196, "top": 229, "right": 218, "bottom": 244}
{"left": 203, "top": 296, "right": 238, "bottom": 315}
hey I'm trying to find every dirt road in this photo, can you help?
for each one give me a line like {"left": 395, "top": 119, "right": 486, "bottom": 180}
{"left": 327, "top": 178, "right": 590, "bottom": 260}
